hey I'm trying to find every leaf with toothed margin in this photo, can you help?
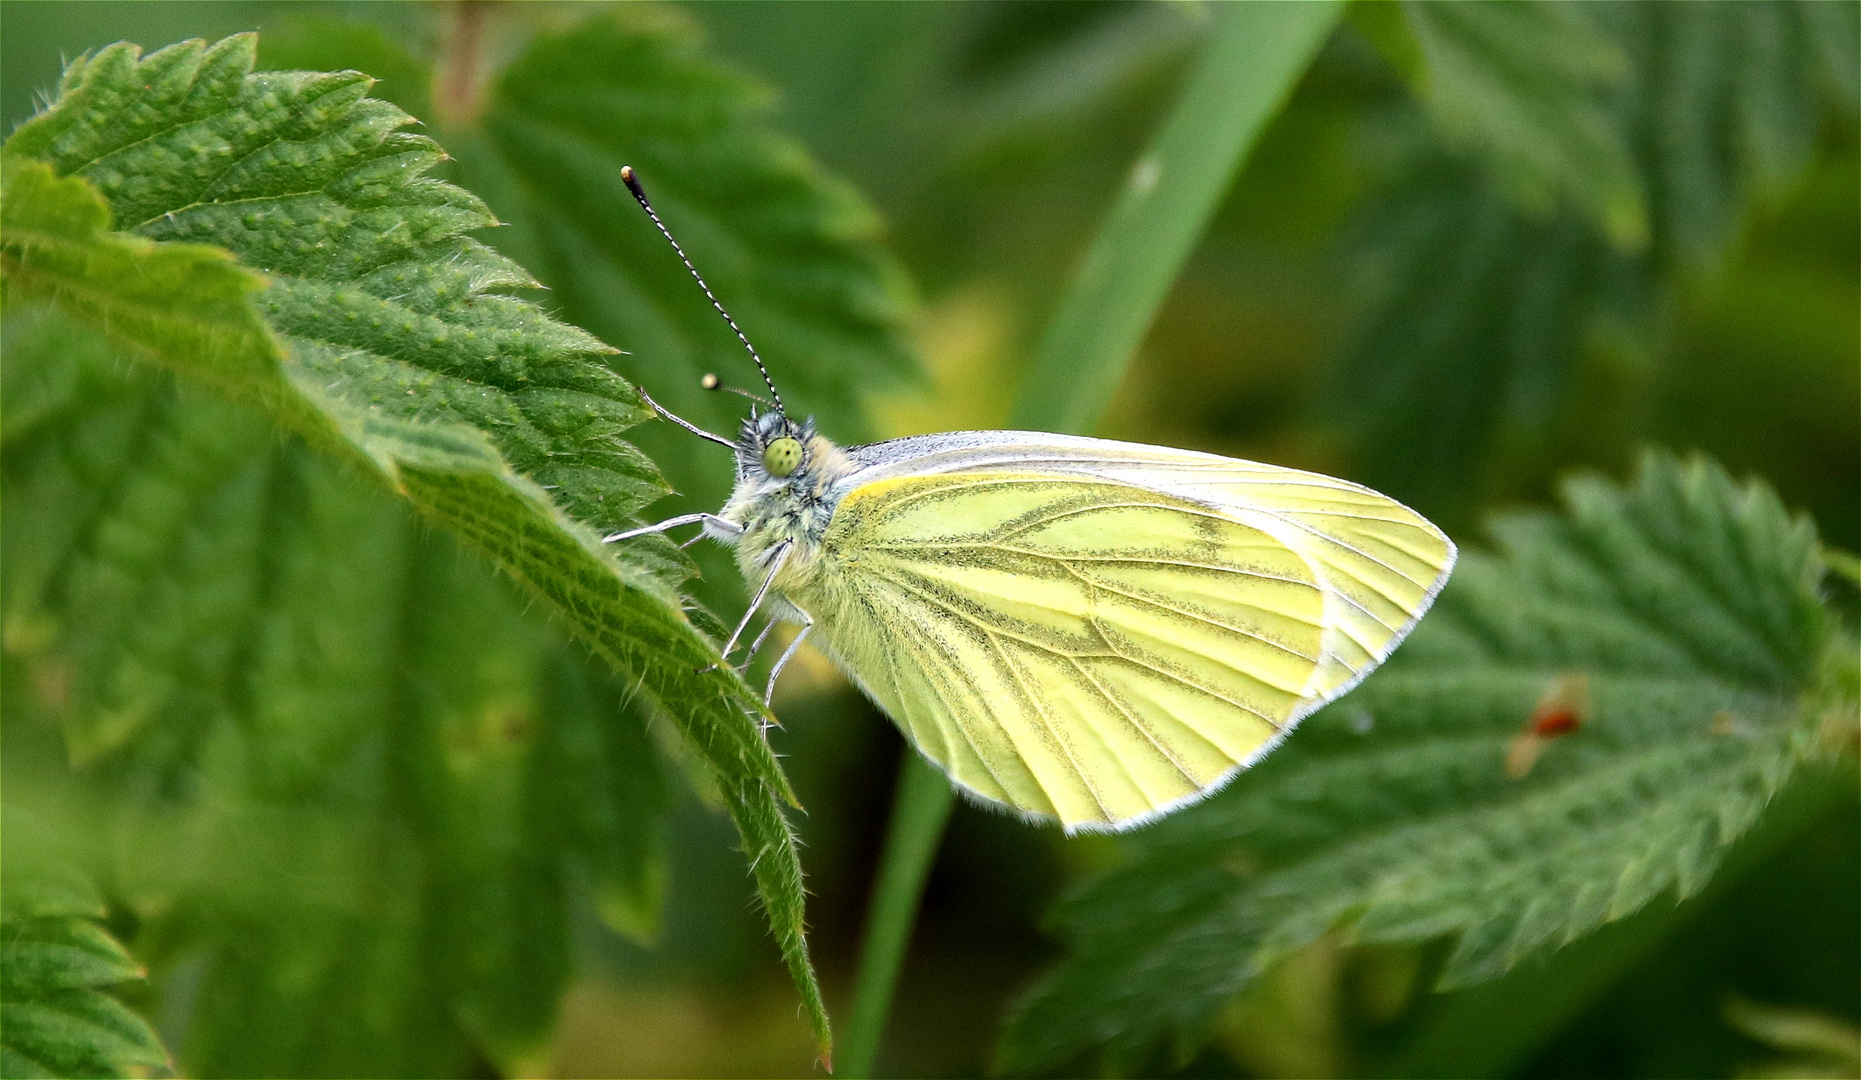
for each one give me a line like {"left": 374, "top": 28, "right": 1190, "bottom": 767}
{"left": 997, "top": 451, "right": 1857, "bottom": 1075}
{"left": 1, "top": 32, "right": 830, "bottom": 1062}
{"left": 1331, "top": 2, "right": 1857, "bottom": 521}
{"left": 450, "top": 5, "right": 919, "bottom": 507}
{"left": 1395, "top": 1, "right": 1648, "bottom": 248}
{"left": 0, "top": 858, "right": 171, "bottom": 1079}
{"left": 2, "top": 307, "right": 673, "bottom": 1073}
{"left": 262, "top": 5, "right": 919, "bottom": 515}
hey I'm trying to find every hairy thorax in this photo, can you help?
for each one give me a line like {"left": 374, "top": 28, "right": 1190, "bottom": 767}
{"left": 719, "top": 431, "right": 853, "bottom": 604}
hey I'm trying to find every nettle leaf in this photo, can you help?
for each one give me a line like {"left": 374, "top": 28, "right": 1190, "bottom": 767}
{"left": 1, "top": 308, "right": 668, "bottom": 1074}
{"left": 999, "top": 452, "right": 1856, "bottom": 1073}
{"left": 1332, "top": 1, "right": 1855, "bottom": 519}
{"left": 459, "top": 6, "right": 917, "bottom": 487}
{"left": 1328, "top": 161, "right": 1646, "bottom": 520}
{"left": 1398, "top": 0, "right": 1647, "bottom": 248}
{"left": 1598, "top": 0, "right": 1860, "bottom": 267}
{"left": 259, "top": 6, "right": 917, "bottom": 511}
{"left": 1384, "top": 0, "right": 1858, "bottom": 258}
{"left": 0, "top": 861, "right": 170, "bottom": 1079}
{"left": 0, "top": 158, "right": 303, "bottom": 426}
{"left": 0, "top": 35, "right": 830, "bottom": 1057}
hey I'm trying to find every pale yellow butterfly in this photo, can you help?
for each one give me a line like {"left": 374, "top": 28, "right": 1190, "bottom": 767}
{"left": 606, "top": 167, "right": 1455, "bottom": 833}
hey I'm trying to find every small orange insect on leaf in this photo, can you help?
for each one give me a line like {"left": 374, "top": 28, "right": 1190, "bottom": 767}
{"left": 1506, "top": 673, "right": 1591, "bottom": 779}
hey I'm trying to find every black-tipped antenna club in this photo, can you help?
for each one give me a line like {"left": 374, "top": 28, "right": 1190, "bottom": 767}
{"left": 620, "top": 165, "right": 785, "bottom": 415}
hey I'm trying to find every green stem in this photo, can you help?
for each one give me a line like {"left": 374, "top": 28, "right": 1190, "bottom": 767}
{"left": 837, "top": 4, "right": 1344, "bottom": 1075}
{"left": 839, "top": 755, "right": 956, "bottom": 1078}
{"left": 1014, "top": 1, "right": 1345, "bottom": 434}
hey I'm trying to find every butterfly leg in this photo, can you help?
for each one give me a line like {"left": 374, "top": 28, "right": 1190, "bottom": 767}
{"left": 744, "top": 616, "right": 781, "bottom": 668}
{"left": 763, "top": 610, "right": 813, "bottom": 705}
{"left": 602, "top": 513, "right": 743, "bottom": 544}
{"left": 704, "top": 541, "right": 791, "bottom": 673}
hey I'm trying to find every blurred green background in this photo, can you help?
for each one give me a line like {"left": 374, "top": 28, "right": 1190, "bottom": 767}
{"left": 2, "top": 2, "right": 1855, "bottom": 1077}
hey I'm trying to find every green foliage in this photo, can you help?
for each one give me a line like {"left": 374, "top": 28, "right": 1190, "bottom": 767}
{"left": 844, "top": 9, "right": 1347, "bottom": 1075}
{"left": 1013, "top": 1, "right": 1342, "bottom": 435}
{"left": 0, "top": 859, "right": 169, "bottom": 1079}
{"left": 259, "top": 6, "right": 919, "bottom": 497}
{"left": 1000, "top": 452, "right": 1856, "bottom": 1073}
{"left": 1379, "top": 0, "right": 1858, "bottom": 260}
{"left": 1332, "top": 0, "right": 1858, "bottom": 521}
{"left": 1400, "top": 1, "right": 1646, "bottom": 247}
{"left": 464, "top": 7, "right": 918, "bottom": 461}
{"left": 0, "top": 6, "right": 1851, "bottom": 1076}
{"left": 0, "top": 157, "right": 291, "bottom": 419}
{"left": 1601, "top": 0, "right": 1859, "bottom": 267}
{"left": 0, "top": 29, "right": 849, "bottom": 1059}
{"left": 1332, "top": 160, "right": 1642, "bottom": 516}
{"left": 1723, "top": 996, "right": 1861, "bottom": 1080}
{"left": 2, "top": 308, "right": 668, "bottom": 1074}
{"left": 1332, "top": 2, "right": 1653, "bottom": 516}
{"left": 6, "top": 32, "right": 667, "bottom": 541}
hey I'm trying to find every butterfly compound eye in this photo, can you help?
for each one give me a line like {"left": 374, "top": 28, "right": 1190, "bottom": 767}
{"left": 763, "top": 437, "right": 803, "bottom": 477}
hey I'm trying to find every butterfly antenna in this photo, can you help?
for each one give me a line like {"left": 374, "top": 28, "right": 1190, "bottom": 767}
{"left": 621, "top": 166, "right": 785, "bottom": 415}
{"left": 700, "top": 372, "right": 777, "bottom": 409}
{"left": 636, "top": 386, "right": 736, "bottom": 449}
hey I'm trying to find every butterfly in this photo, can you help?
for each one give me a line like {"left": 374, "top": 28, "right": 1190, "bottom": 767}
{"left": 606, "top": 167, "right": 1456, "bottom": 833}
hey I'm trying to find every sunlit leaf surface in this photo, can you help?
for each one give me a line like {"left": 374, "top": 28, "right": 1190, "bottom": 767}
{"left": 468, "top": 8, "right": 918, "bottom": 471}
{"left": 0, "top": 6, "right": 1851, "bottom": 1076}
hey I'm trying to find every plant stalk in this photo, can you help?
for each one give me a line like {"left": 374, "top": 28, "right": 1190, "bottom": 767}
{"left": 839, "top": 755, "right": 956, "bottom": 1078}
{"left": 837, "top": 3, "right": 1344, "bottom": 1075}
{"left": 1014, "top": 1, "right": 1345, "bottom": 435}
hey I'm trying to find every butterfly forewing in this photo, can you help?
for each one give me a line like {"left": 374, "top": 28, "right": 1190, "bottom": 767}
{"left": 839, "top": 432, "right": 1457, "bottom": 711}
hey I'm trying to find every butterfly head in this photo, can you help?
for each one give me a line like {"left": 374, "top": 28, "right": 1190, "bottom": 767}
{"left": 735, "top": 409, "right": 844, "bottom": 488}
{"left": 741, "top": 410, "right": 805, "bottom": 478}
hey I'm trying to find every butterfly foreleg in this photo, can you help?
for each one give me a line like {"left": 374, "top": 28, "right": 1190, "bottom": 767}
{"left": 762, "top": 609, "right": 813, "bottom": 705}
{"left": 602, "top": 513, "right": 743, "bottom": 545}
